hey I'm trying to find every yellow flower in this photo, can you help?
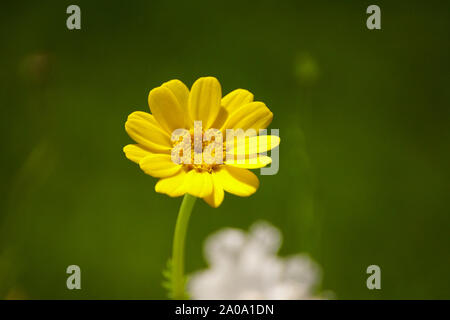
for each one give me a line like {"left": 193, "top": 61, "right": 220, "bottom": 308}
{"left": 123, "top": 77, "right": 280, "bottom": 207}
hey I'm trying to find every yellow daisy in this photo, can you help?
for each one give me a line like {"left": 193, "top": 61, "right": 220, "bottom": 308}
{"left": 123, "top": 76, "right": 279, "bottom": 207}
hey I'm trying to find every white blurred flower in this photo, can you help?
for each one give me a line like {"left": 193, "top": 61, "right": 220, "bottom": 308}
{"left": 188, "top": 221, "right": 325, "bottom": 300}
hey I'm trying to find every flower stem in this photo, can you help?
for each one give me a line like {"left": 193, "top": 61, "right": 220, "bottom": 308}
{"left": 172, "top": 194, "right": 197, "bottom": 299}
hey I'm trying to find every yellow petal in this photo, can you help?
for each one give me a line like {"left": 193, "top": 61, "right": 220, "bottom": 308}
{"left": 221, "top": 89, "right": 254, "bottom": 115}
{"left": 215, "top": 166, "right": 259, "bottom": 197}
{"left": 148, "top": 86, "right": 186, "bottom": 134}
{"left": 209, "top": 106, "right": 229, "bottom": 130}
{"left": 224, "top": 155, "right": 272, "bottom": 169}
{"left": 125, "top": 112, "right": 172, "bottom": 153}
{"left": 222, "top": 102, "right": 273, "bottom": 131}
{"left": 162, "top": 80, "right": 192, "bottom": 128}
{"left": 123, "top": 144, "right": 152, "bottom": 164}
{"left": 226, "top": 135, "right": 280, "bottom": 156}
{"left": 139, "top": 154, "right": 182, "bottom": 178}
{"left": 162, "top": 80, "right": 189, "bottom": 109}
{"left": 127, "top": 110, "right": 161, "bottom": 124}
{"left": 188, "top": 77, "right": 222, "bottom": 129}
{"left": 184, "top": 169, "right": 213, "bottom": 198}
{"left": 203, "top": 172, "right": 224, "bottom": 208}
{"left": 155, "top": 170, "right": 187, "bottom": 197}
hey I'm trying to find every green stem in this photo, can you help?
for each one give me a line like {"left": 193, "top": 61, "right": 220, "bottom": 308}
{"left": 171, "top": 194, "right": 197, "bottom": 299}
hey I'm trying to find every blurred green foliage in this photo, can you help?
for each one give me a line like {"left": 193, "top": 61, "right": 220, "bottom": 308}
{"left": 0, "top": 0, "right": 449, "bottom": 299}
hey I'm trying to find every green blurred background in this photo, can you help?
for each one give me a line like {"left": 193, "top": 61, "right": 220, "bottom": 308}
{"left": 1, "top": 0, "right": 449, "bottom": 299}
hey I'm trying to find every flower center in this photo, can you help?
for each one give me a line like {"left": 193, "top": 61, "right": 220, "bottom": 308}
{"left": 172, "top": 129, "right": 226, "bottom": 173}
